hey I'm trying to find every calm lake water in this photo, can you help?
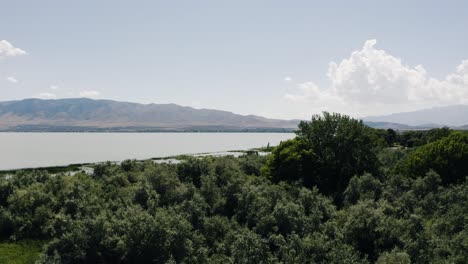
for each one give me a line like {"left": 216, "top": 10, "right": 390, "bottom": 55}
{"left": 0, "top": 133, "right": 295, "bottom": 170}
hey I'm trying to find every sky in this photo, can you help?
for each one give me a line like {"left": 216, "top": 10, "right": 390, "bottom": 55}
{"left": 1, "top": 0, "right": 468, "bottom": 119}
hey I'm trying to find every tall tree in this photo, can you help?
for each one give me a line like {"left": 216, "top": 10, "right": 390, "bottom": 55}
{"left": 265, "top": 112, "right": 380, "bottom": 202}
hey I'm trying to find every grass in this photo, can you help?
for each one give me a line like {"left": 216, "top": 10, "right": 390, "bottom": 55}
{"left": 0, "top": 240, "right": 42, "bottom": 264}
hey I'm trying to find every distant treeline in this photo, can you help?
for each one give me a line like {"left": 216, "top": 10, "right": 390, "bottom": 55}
{"left": 0, "top": 112, "right": 466, "bottom": 263}
{"left": 375, "top": 126, "right": 455, "bottom": 148}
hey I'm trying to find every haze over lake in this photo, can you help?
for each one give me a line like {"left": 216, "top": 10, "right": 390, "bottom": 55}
{"left": 0, "top": 133, "right": 295, "bottom": 170}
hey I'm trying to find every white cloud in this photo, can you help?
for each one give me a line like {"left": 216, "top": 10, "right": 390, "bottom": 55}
{"left": 284, "top": 76, "right": 292, "bottom": 82}
{"left": 79, "top": 90, "right": 100, "bottom": 98}
{"left": 6, "top": 76, "right": 18, "bottom": 83}
{"left": 285, "top": 39, "right": 468, "bottom": 117}
{"left": 36, "top": 93, "right": 57, "bottom": 99}
{"left": 285, "top": 82, "right": 321, "bottom": 101}
{"left": 191, "top": 100, "right": 201, "bottom": 108}
{"left": 0, "top": 40, "right": 27, "bottom": 58}
{"left": 50, "top": 85, "right": 59, "bottom": 90}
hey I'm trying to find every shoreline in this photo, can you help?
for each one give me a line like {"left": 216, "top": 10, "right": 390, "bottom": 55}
{"left": 0, "top": 147, "right": 273, "bottom": 174}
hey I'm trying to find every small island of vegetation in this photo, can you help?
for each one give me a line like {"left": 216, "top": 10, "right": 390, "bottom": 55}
{"left": 0, "top": 113, "right": 466, "bottom": 263}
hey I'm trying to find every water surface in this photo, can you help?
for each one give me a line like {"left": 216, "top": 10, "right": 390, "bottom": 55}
{"left": 0, "top": 133, "right": 294, "bottom": 170}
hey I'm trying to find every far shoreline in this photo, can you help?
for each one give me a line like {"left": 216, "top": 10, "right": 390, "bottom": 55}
{"left": 0, "top": 129, "right": 296, "bottom": 133}
{"left": 0, "top": 147, "right": 273, "bottom": 174}
{"left": 0, "top": 131, "right": 295, "bottom": 133}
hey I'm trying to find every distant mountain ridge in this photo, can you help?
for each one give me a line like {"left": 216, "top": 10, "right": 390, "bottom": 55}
{"left": 1, "top": 99, "right": 467, "bottom": 132}
{"left": 361, "top": 121, "right": 441, "bottom": 130}
{"left": 363, "top": 105, "right": 468, "bottom": 127}
{"left": 0, "top": 98, "right": 299, "bottom": 132}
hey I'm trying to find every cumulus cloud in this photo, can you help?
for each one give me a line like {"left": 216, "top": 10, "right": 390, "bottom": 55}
{"left": 79, "top": 90, "right": 100, "bottom": 98}
{"left": 285, "top": 39, "right": 468, "bottom": 117}
{"left": 0, "top": 40, "right": 27, "bottom": 58}
{"left": 6, "top": 76, "right": 18, "bottom": 83}
{"left": 285, "top": 82, "right": 321, "bottom": 101}
{"left": 284, "top": 76, "right": 292, "bottom": 82}
{"left": 36, "top": 93, "right": 57, "bottom": 99}
{"left": 50, "top": 85, "right": 59, "bottom": 90}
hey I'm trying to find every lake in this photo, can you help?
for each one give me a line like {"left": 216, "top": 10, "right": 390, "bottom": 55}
{"left": 0, "top": 133, "right": 295, "bottom": 170}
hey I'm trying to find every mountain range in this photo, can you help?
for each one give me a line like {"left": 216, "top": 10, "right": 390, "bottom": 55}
{"left": 0, "top": 98, "right": 467, "bottom": 132}
{"left": 363, "top": 105, "right": 468, "bottom": 127}
{"left": 0, "top": 98, "right": 299, "bottom": 132}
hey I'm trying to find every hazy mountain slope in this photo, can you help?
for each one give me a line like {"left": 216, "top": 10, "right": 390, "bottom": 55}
{"left": 363, "top": 105, "right": 468, "bottom": 126}
{"left": 362, "top": 121, "right": 440, "bottom": 130}
{"left": 0, "top": 98, "right": 299, "bottom": 131}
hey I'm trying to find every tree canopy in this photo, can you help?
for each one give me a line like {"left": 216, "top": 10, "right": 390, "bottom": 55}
{"left": 265, "top": 112, "right": 379, "bottom": 202}
{"left": 396, "top": 132, "right": 468, "bottom": 184}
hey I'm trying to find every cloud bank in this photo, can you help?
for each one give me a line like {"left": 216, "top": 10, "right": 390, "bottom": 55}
{"left": 36, "top": 93, "right": 57, "bottom": 99}
{"left": 79, "top": 90, "right": 100, "bottom": 98}
{"left": 0, "top": 40, "right": 27, "bottom": 58}
{"left": 6, "top": 76, "right": 18, "bottom": 83}
{"left": 285, "top": 39, "right": 468, "bottom": 117}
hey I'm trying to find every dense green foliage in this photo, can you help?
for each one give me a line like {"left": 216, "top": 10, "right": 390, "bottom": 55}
{"left": 0, "top": 113, "right": 466, "bottom": 263}
{"left": 380, "top": 127, "right": 453, "bottom": 148}
{"left": 266, "top": 113, "right": 379, "bottom": 203}
{"left": 396, "top": 132, "right": 468, "bottom": 184}
{"left": 0, "top": 240, "right": 42, "bottom": 264}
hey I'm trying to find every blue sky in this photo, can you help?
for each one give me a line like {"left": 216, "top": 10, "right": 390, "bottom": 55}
{"left": 1, "top": 0, "right": 467, "bottom": 119}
